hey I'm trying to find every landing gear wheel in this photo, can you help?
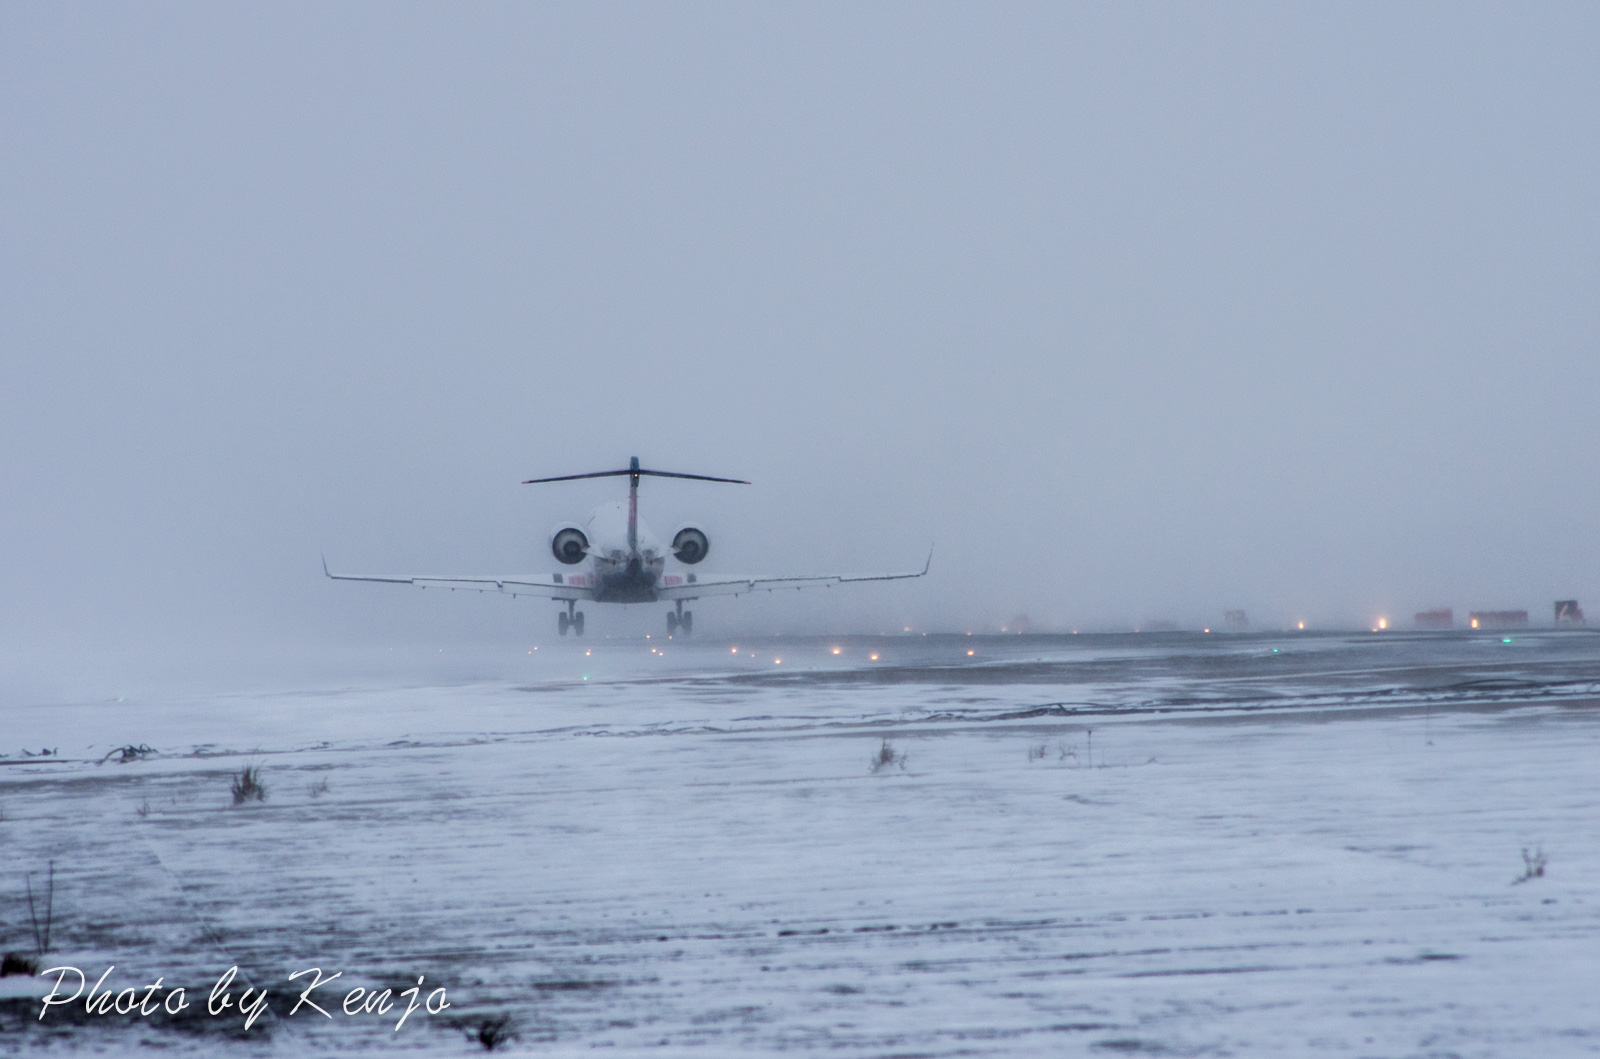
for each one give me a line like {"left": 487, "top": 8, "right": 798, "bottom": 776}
{"left": 669, "top": 600, "right": 693, "bottom": 637}
{"left": 558, "top": 612, "right": 570, "bottom": 636}
{"left": 573, "top": 611, "right": 585, "bottom": 636}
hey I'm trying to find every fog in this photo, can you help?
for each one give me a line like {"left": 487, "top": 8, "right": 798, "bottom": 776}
{"left": 4, "top": 3, "right": 1598, "bottom": 667}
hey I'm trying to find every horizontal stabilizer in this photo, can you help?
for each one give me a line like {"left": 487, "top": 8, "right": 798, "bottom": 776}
{"left": 523, "top": 455, "right": 748, "bottom": 486}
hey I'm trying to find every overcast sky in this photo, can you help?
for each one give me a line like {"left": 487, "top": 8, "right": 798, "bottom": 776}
{"left": 3, "top": 2, "right": 1598, "bottom": 656}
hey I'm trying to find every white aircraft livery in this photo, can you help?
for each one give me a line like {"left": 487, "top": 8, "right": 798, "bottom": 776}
{"left": 325, "top": 456, "right": 930, "bottom": 636}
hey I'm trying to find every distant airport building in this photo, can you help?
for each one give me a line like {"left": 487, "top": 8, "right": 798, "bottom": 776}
{"left": 1223, "top": 610, "right": 1248, "bottom": 631}
{"left": 1467, "top": 610, "right": 1529, "bottom": 630}
{"left": 1140, "top": 620, "right": 1179, "bottom": 633}
{"left": 1414, "top": 609, "right": 1453, "bottom": 630}
{"left": 1555, "top": 600, "right": 1586, "bottom": 625}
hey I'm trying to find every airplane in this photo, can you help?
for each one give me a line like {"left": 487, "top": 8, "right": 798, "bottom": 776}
{"left": 324, "top": 456, "right": 930, "bottom": 636}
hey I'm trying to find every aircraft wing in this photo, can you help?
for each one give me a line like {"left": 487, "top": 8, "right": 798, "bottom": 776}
{"left": 656, "top": 550, "right": 931, "bottom": 600}
{"left": 322, "top": 557, "right": 589, "bottom": 601}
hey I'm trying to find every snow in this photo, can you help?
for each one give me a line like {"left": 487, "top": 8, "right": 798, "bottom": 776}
{"left": 3, "top": 631, "right": 1599, "bottom": 1054}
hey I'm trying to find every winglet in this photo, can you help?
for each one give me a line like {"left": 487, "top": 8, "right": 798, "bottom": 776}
{"left": 922, "top": 545, "right": 934, "bottom": 576}
{"left": 321, "top": 552, "right": 331, "bottom": 579}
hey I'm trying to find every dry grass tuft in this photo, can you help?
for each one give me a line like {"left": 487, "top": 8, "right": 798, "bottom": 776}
{"left": 476, "top": 1014, "right": 518, "bottom": 1050}
{"left": 100, "top": 744, "right": 155, "bottom": 765}
{"left": 230, "top": 765, "right": 268, "bottom": 805}
{"left": 869, "top": 739, "right": 906, "bottom": 774}
{"left": 1513, "top": 846, "right": 1547, "bottom": 884}
{"left": 2, "top": 952, "right": 39, "bottom": 977}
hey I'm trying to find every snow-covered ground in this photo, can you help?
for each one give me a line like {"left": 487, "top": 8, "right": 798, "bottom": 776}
{"left": 3, "top": 630, "right": 1600, "bottom": 1055}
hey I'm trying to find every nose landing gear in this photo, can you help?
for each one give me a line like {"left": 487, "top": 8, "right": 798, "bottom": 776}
{"left": 558, "top": 600, "right": 585, "bottom": 636}
{"left": 666, "top": 599, "right": 692, "bottom": 637}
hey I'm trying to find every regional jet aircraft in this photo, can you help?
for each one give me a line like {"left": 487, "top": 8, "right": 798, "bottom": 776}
{"left": 324, "top": 457, "right": 930, "bottom": 636}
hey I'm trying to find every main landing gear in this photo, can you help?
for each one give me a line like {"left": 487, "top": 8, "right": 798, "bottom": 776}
{"left": 558, "top": 599, "right": 585, "bottom": 637}
{"left": 666, "top": 599, "right": 693, "bottom": 637}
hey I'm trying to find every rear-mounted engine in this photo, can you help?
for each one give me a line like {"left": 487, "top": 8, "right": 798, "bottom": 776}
{"left": 671, "top": 526, "right": 710, "bottom": 564}
{"left": 550, "top": 526, "right": 589, "bottom": 565}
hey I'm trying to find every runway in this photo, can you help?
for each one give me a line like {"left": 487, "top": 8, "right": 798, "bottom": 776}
{"left": 3, "top": 630, "right": 1599, "bottom": 1054}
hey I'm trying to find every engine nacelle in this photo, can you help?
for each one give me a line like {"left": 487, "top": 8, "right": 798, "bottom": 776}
{"left": 550, "top": 524, "right": 589, "bottom": 565}
{"left": 671, "top": 525, "right": 710, "bottom": 565}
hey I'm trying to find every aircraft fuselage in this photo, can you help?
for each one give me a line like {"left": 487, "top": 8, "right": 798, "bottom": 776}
{"left": 583, "top": 500, "right": 666, "bottom": 603}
